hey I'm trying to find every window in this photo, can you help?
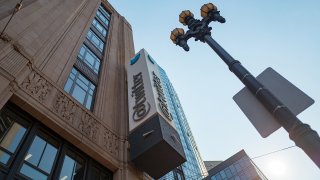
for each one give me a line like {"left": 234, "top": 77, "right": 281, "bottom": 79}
{"left": 234, "top": 176, "right": 241, "bottom": 180}
{"left": 0, "top": 104, "right": 113, "bottom": 179}
{"left": 229, "top": 164, "right": 236, "bottom": 175}
{"left": 59, "top": 150, "right": 85, "bottom": 180}
{"left": 96, "top": 10, "right": 109, "bottom": 27}
{"left": 92, "top": 18, "right": 107, "bottom": 37}
{"left": 64, "top": 68, "right": 96, "bottom": 110}
{"left": 234, "top": 163, "right": 242, "bottom": 172}
{"left": 225, "top": 167, "right": 232, "bottom": 178}
{"left": 215, "top": 173, "right": 222, "bottom": 180}
{"left": 210, "top": 176, "right": 217, "bottom": 180}
{"left": 87, "top": 29, "right": 105, "bottom": 52}
{"left": 19, "top": 132, "right": 59, "bottom": 179}
{"left": 89, "top": 164, "right": 112, "bottom": 180}
{"left": 220, "top": 170, "right": 226, "bottom": 179}
{"left": 98, "top": 6, "right": 111, "bottom": 19}
{"left": 78, "top": 45, "right": 101, "bottom": 74}
{"left": 0, "top": 111, "right": 27, "bottom": 166}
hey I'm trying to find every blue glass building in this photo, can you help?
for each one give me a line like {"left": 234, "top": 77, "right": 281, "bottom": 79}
{"left": 146, "top": 61, "right": 208, "bottom": 180}
{"left": 203, "top": 150, "right": 268, "bottom": 180}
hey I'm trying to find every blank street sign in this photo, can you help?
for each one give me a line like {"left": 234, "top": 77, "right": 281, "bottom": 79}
{"left": 233, "top": 67, "right": 314, "bottom": 138}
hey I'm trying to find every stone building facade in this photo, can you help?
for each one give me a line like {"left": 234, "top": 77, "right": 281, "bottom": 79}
{"left": 0, "top": 0, "right": 144, "bottom": 179}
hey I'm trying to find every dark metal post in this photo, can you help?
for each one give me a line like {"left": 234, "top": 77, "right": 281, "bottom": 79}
{"left": 203, "top": 34, "right": 320, "bottom": 168}
{"left": 170, "top": 4, "right": 320, "bottom": 168}
{"left": 0, "top": 0, "right": 23, "bottom": 36}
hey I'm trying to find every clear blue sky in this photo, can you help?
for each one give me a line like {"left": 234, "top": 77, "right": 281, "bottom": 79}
{"left": 108, "top": 1, "right": 320, "bottom": 179}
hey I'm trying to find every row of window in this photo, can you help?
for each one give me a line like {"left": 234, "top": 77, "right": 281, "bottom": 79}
{"left": 64, "top": 4, "right": 111, "bottom": 110}
{"left": 0, "top": 104, "right": 112, "bottom": 180}
{"left": 210, "top": 157, "right": 259, "bottom": 180}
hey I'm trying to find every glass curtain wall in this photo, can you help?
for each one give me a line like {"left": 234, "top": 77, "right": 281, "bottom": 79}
{"left": 156, "top": 66, "right": 208, "bottom": 180}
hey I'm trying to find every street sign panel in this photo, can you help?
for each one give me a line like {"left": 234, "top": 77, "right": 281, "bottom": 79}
{"left": 233, "top": 67, "right": 314, "bottom": 138}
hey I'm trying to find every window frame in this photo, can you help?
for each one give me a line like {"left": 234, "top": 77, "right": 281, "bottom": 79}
{"left": 0, "top": 105, "right": 32, "bottom": 170}
{"left": 77, "top": 44, "right": 101, "bottom": 74}
{"left": 54, "top": 143, "right": 88, "bottom": 180}
{"left": 96, "top": 10, "right": 110, "bottom": 27}
{"left": 98, "top": 5, "right": 111, "bottom": 20}
{"left": 86, "top": 29, "right": 105, "bottom": 53}
{"left": 64, "top": 67, "right": 96, "bottom": 110}
{"left": 92, "top": 18, "right": 107, "bottom": 37}
{"left": 17, "top": 130, "right": 60, "bottom": 180}
{"left": 0, "top": 103, "right": 113, "bottom": 180}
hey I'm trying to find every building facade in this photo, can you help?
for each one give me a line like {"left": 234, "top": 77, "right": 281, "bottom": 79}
{"left": 155, "top": 65, "right": 208, "bottom": 180}
{"left": 204, "top": 161, "right": 223, "bottom": 172}
{"left": 204, "top": 150, "right": 268, "bottom": 180}
{"left": 0, "top": 0, "right": 145, "bottom": 179}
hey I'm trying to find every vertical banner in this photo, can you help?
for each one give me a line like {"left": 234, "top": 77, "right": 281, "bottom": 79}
{"left": 127, "top": 49, "right": 185, "bottom": 178}
{"left": 127, "top": 49, "right": 175, "bottom": 132}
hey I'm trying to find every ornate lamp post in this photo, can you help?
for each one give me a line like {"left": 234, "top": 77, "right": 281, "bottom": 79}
{"left": 170, "top": 3, "right": 320, "bottom": 168}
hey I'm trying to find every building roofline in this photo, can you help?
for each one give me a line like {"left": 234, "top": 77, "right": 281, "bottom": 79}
{"left": 206, "top": 149, "right": 247, "bottom": 175}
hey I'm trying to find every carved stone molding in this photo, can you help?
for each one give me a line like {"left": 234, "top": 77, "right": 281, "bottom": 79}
{"left": 53, "top": 92, "right": 77, "bottom": 124}
{"left": 102, "top": 127, "right": 119, "bottom": 157}
{"left": 51, "top": 89, "right": 120, "bottom": 158}
{"left": 79, "top": 111, "right": 100, "bottom": 143}
{"left": 21, "top": 70, "right": 52, "bottom": 103}
{"left": 19, "top": 68, "right": 121, "bottom": 159}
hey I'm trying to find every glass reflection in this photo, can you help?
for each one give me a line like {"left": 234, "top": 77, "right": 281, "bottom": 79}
{"left": 92, "top": 19, "right": 107, "bottom": 36}
{"left": 20, "top": 135, "right": 58, "bottom": 179}
{"left": 64, "top": 68, "right": 96, "bottom": 110}
{"left": 87, "top": 30, "right": 104, "bottom": 52}
{"left": 0, "top": 150, "right": 10, "bottom": 164}
{"left": 77, "top": 45, "right": 101, "bottom": 74}
{"left": 25, "top": 136, "right": 46, "bottom": 165}
{"left": 20, "top": 164, "right": 47, "bottom": 180}
{"left": 96, "top": 10, "right": 109, "bottom": 26}
{"left": 0, "top": 121, "right": 26, "bottom": 153}
{"left": 98, "top": 6, "right": 111, "bottom": 19}
{"left": 0, "top": 113, "right": 27, "bottom": 165}
{"left": 59, "top": 154, "right": 84, "bottom": 180}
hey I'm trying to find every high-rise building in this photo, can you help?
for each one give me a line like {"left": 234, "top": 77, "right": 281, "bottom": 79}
{"left": 0, "top": 0, "right": 145, "bottom": 179}
{"left": 203, "top": 150, "right": 268, "bottom": 180}
{"left": 156, "top": 60, "right": 208, "bottom": 180}
{"left": 204, "top": 161, "right": 223, "bottom": 172}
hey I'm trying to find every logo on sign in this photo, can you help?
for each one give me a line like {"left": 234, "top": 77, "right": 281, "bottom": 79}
{"left": 152, "top": 71, "right": 172, "bottom": 121}
{"left": 130, "top": 53, "right": 141, "bottom": 65}
{"left": 131, "top": 72, "right": 150, "bottom": 121}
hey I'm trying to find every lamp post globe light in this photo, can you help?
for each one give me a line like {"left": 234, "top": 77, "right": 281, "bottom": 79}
{"left": 170, "top": 3, "right": 320, "bottom": 168}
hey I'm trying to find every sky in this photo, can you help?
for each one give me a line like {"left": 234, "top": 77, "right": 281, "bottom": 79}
{"left": 108, "top": 1, "right": 320, "bottom": 179}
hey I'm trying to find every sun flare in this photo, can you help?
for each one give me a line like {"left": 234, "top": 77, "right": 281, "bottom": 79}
{"left": 267, "top": 159, "right": 286, "bottom": 176}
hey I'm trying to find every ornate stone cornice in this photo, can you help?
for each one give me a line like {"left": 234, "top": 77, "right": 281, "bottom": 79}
{"left": 21, "top": 70, "right": 53, "bottom": 103}
{"left": 19, "top": 66, "right": 121, "bottom": 159}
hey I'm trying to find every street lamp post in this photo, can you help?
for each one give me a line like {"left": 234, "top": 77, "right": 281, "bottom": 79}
{"left": 170, "top": 3, "right": 320, "bottom": 168}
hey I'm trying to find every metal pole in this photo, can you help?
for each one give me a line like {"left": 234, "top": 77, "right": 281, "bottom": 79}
{"left": 203, "top": 34, "right": 320, "bottom": 168}
{"left": 0, "top": 0, "right": 23, "bottom": 36}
